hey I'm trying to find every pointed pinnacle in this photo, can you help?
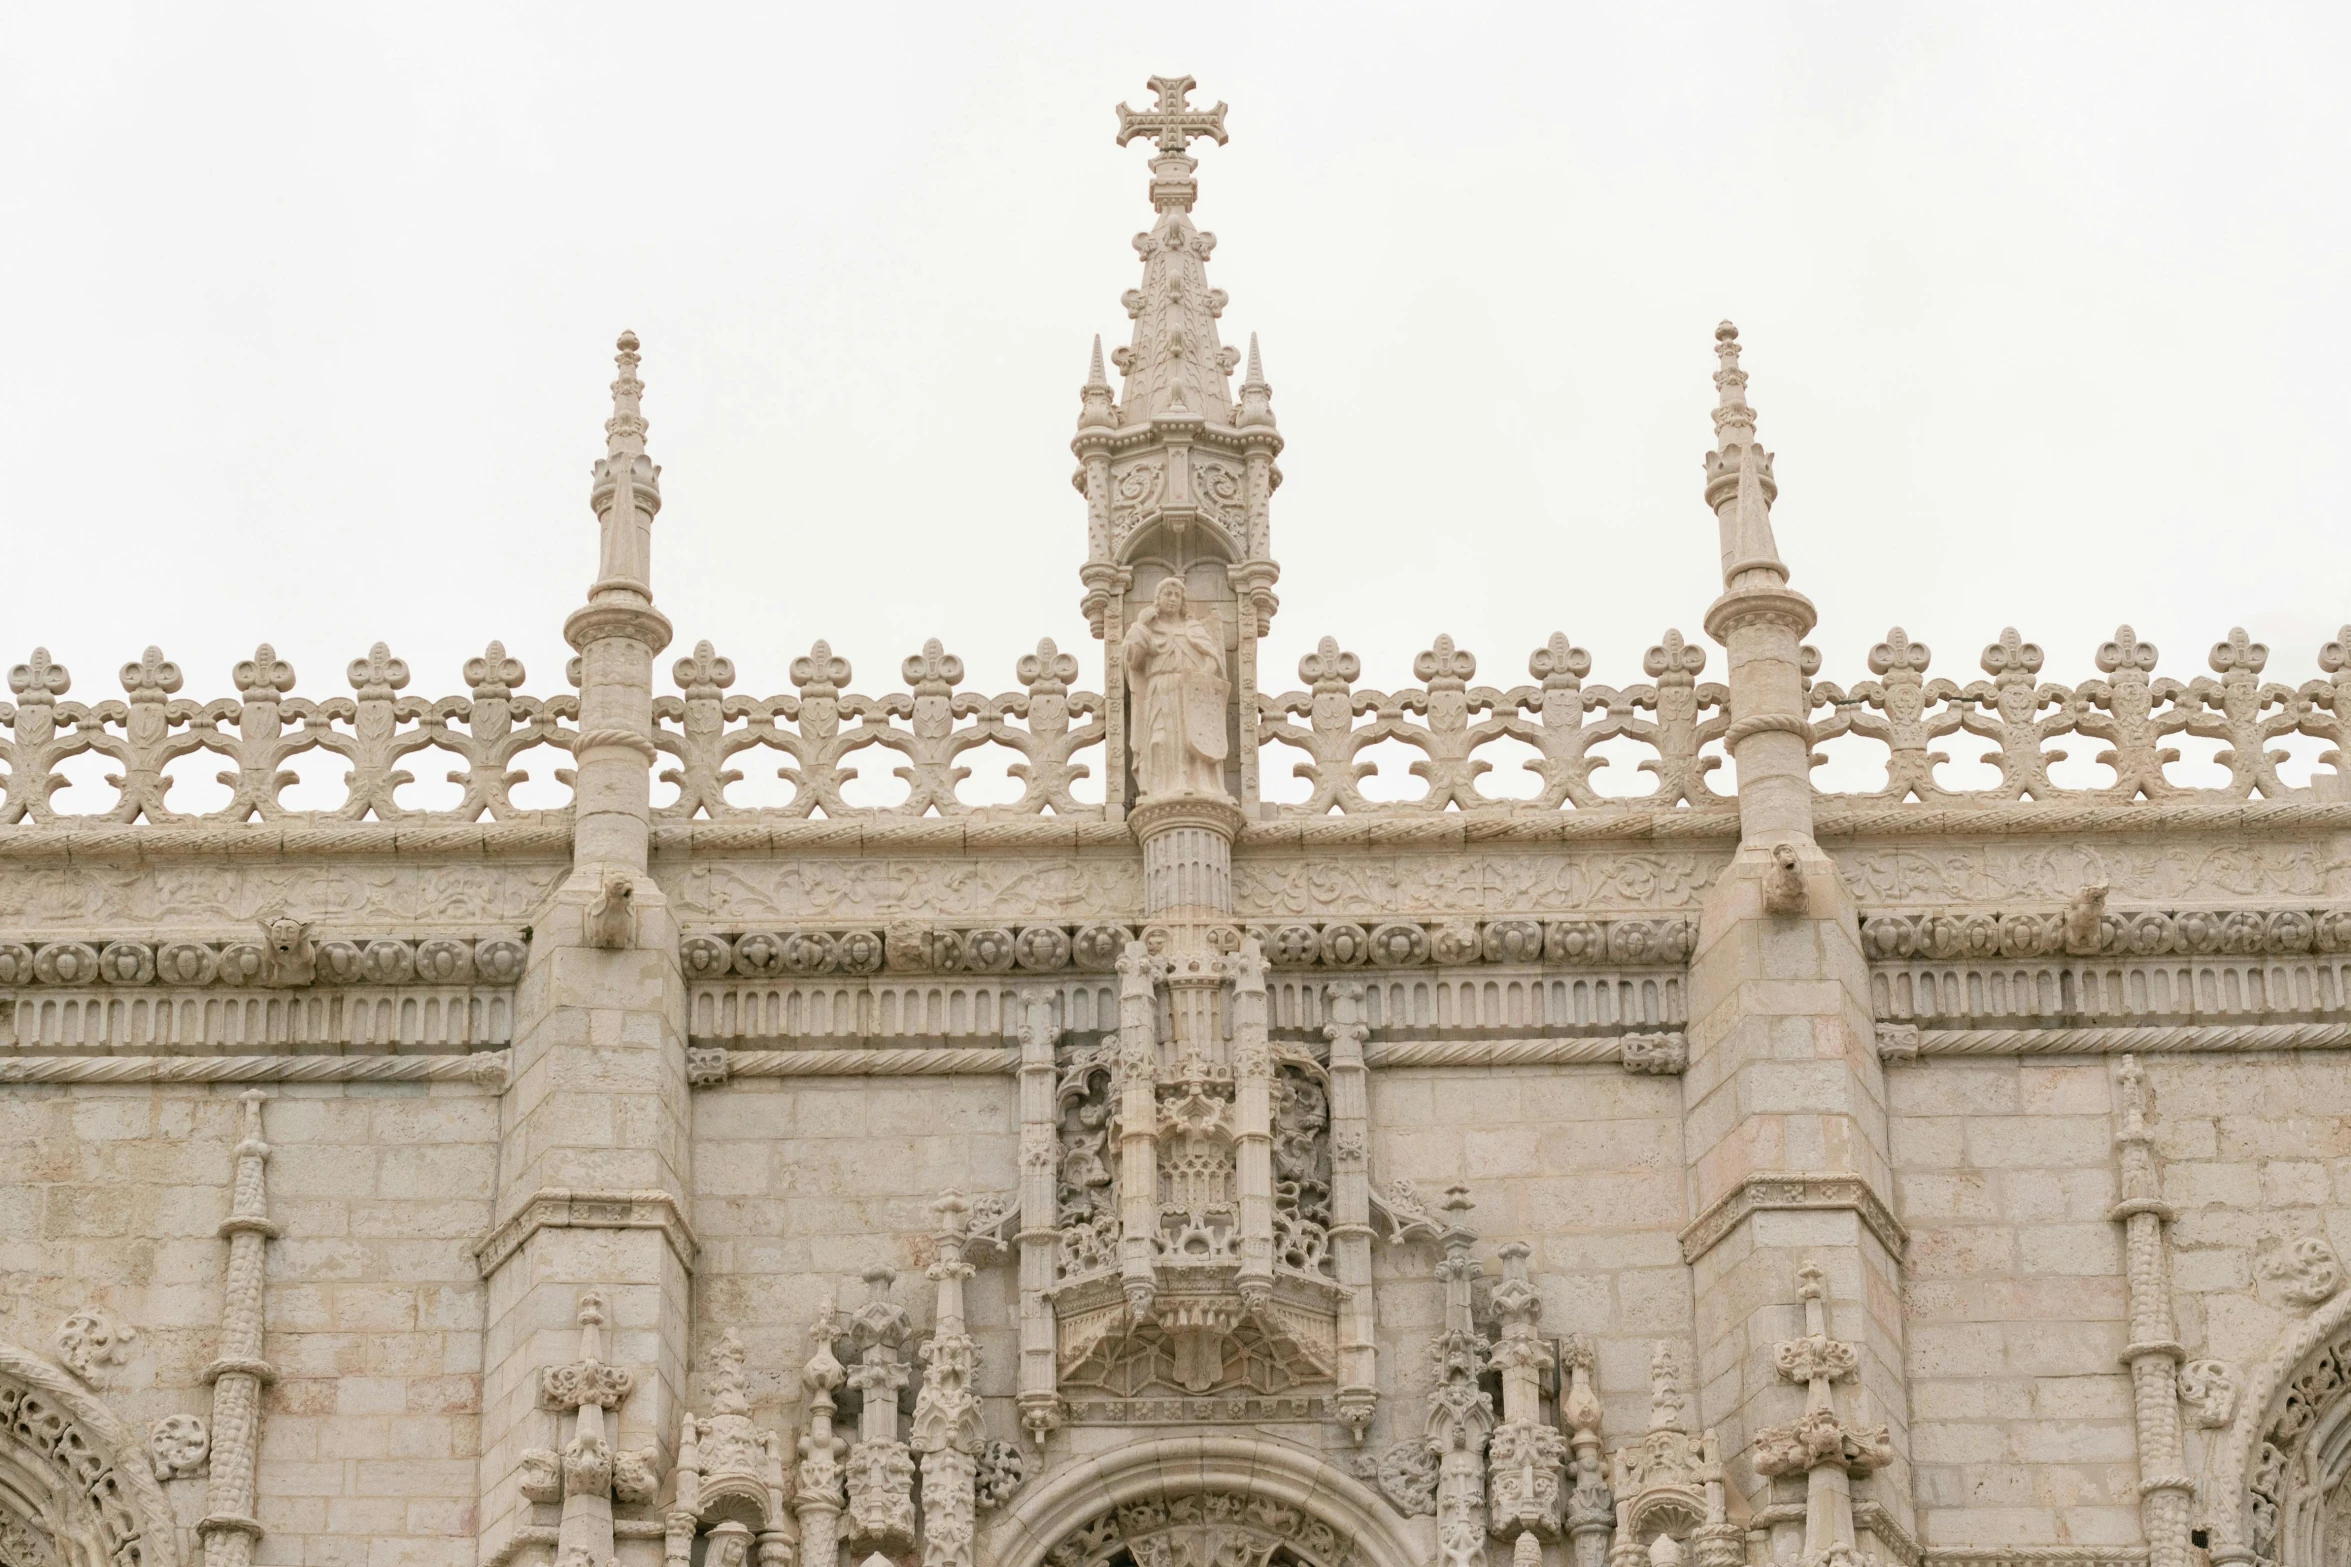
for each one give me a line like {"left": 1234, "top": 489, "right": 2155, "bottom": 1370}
{"left": 1085, "top": 334, "right": 1110, "bottom": 388}
{"left": 1244, "top": 332, "right": 1265, "bottom": 386}
{"left": 607, "top": 329, "right": 648, "bottom": 454}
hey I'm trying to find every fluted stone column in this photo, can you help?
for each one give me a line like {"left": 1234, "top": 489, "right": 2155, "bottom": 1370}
{"left": 1683, "top": 324, "right": 1912, "bottom": 1555}
{"left": 479, "top": 333, "right": 690, "bottom": 1567}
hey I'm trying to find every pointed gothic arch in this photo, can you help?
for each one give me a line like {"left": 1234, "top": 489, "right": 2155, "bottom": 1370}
{"left": 982, "top": 1434, "right": 1422, "bottom": 1567}
{"left": 0, "top": 1344, "right": 181, "bottom": 1567}
{"left": 2209, "top": 1285, "right": 2351, "bottom": 1565}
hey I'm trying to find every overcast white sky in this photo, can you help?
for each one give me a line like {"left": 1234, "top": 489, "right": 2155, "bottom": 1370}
{"left": 3, "top": 4, "right": 2344, "bottom": 805}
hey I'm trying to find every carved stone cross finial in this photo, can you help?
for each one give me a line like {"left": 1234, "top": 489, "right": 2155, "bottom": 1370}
{"left": 1115, "top": 75, "right": 1229, "bottom": 156}
{"left": 1116, "top": 76, "right": 1229, "bottom": 213}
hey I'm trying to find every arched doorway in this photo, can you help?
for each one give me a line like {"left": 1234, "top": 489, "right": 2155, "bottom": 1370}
{"left": 2224, "top": 1322, "right": 2351, "bottom": 1564}
{"left": 984, "top": 1434, "right": 1421, "bottom": 1567}
{"left": 0, "top": 1345, "right": 181, "bottom": 1567}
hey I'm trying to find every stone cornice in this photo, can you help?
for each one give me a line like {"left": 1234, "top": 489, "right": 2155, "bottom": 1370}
{"left": 1678, "top": 1170, "right": 1908, "bottom": 1264}
{"left": 0, "top": 819, "right": 573, "bottom": 863}
{"left": 1, "top": 796, "right": 2340, "bottom": 866}
{"left": 474, "top": 1187, "right": 700, "bottom": 1278}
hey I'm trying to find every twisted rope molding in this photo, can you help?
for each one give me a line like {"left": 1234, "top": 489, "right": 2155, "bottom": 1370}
{"left": 0, "top": 1051, "right": 510, "bottom": 1086}
{"left": 696, "top": 1035, "right": 1682, "bottom": 1078}
{"left": 1365, "top": 1036, "right": 1626, "bottom": 1068}
{"left": 1897, "top": 1022, "right": 2351, "bottom": 1058}
{"left": 720, "top": 1046, "right": 1019, "bottom": 1076}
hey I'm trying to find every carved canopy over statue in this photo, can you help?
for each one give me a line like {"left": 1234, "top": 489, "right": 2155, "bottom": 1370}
{"left": 1124, "top": 579, "right": 1229, "bottom": 798}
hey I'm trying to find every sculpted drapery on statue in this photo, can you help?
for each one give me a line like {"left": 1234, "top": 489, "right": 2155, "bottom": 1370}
{"left": 1125, "top": 579, "right": 1229, "bottom": 798}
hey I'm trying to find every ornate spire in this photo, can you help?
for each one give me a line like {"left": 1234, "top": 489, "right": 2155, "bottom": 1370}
{"left": 1108, "top": 76, "right": 1243, "bottom": 425}
{"left": 589, "top": 330, "right": 662, "bottom": 601}
{"left": 1701, "top": 321, "right": 1784, "bottom": 590}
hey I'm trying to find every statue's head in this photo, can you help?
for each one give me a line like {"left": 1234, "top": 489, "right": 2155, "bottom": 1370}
{"left": 1153, "top": 578, "right": 1187, "bottom": 618}
{"left": 265, "top": 916, "right": 307, "bottom": 955}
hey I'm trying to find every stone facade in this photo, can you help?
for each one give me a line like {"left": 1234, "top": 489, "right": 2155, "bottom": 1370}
{"left": 7, "top": 72, "right": 2351, "bottom": 1567}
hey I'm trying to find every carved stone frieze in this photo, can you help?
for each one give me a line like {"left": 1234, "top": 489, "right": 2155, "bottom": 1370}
{"left": 659, "top": 857, "right": 1143, "bottom": 926}
{"left": 1861, "top": 903, "right": 2351, "bottom": 962}
{"left": 0, "top": 932, "right": 526, "bottom": 988}
{"left": 0, "top": 861, "right": 565, "bottom": 933}
{"left": 680, "top": 915, "right": 1702, "bottom": 981}
{"left": 1834, "top": 839, "right": 2347, "bottom": 909}
{"left": 1253, "top": 915, "right": 1696, "bottom": 970}
{"left": 1232, "top": 852, "right": 1727, "bottom": 919}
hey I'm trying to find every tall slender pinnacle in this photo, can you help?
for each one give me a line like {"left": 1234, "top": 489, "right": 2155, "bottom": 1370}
{"left": 1238, "top": 331, "right": 1275, "bottom": 429}
{"left": 1699, "top": 319, "right": 1818, "bottom": 845}
{"left": 1703, "top": 321, "right": 1786, "bottom": 590}
{"left": 1079, "top": 334, "right": 1116, "bottom": 430}
{"left": 565, "top": 328, "right": 673, "bottom": 872}
{"left": 589, "top": 330, "right": 662, "bottom": 602}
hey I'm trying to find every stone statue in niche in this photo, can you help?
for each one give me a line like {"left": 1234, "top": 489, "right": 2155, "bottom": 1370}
{"left": 1126, "top": 578, "right": 1229, "bottom": 798}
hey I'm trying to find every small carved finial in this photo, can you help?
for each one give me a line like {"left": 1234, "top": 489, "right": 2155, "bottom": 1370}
{"left": 1797, "top": 1260, "right": 1826, "bottom": 1301}
{"left": 237, "top": 1088, "right": 269, "bottom": 1147}
{"left": 932, "top": 1187, "right": 971, "bottom": 1237}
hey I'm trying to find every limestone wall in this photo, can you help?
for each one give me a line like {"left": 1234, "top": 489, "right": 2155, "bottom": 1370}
{"left": 688, "top": 1075, "right": 1023, "bottom": 1420}
{"left": 1893, "top": 1050, "right": 2351, "bottom": 1555}
{"left": 1368, "top": 1065, "right": 1694, "bottom": 1443}
{"left": 0, "top": 1081, "right": 500, "bottom": 1567}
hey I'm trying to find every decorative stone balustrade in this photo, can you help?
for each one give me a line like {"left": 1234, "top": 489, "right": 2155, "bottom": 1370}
{"left": 2, "top": 643, "right": 575, "bottom": 825}
{"left": 11, "top": 622, "right": 2350, "bottom": 830}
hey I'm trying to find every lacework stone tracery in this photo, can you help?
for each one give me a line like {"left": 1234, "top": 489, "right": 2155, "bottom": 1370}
{"left": 14, "top": 621, "right": 2351, "bottom": 827}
